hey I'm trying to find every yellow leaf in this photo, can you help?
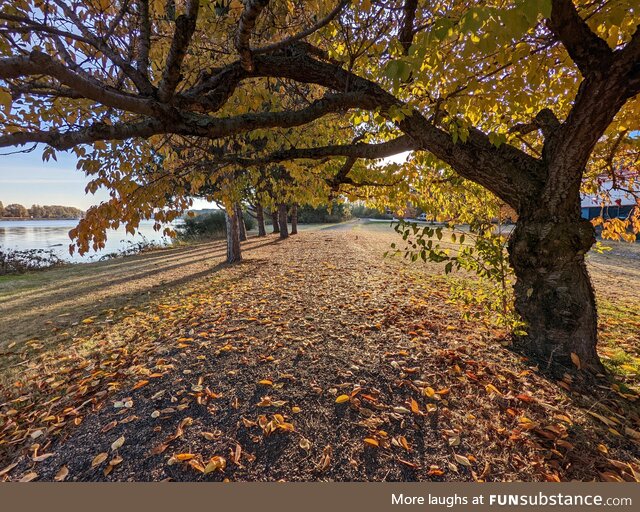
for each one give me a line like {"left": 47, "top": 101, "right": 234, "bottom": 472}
{"left": 364, "top": 438, "right": 379, "bottom": 447}
{"left": 258, "top": 379, "right": 273, "bottom": 386}
{"left": 82, "top": 318, "right": 94, "bottom": 324}
{"left": 485, "top": 383, "right": 503, "bottom": 396}
{"left": 204, "top": 456, "right": 226, "bottom": 474}
{"left": 174, "top": 453, "right": 195, "bottom": 461}
{"left": 335, "top": 394, "right": 350, "bottom": 404}
{"left": 410, "top": 399, "right": 420, "bottom": 414}
{"left": 423, "top": 387, "right": 435, "bottom": 397}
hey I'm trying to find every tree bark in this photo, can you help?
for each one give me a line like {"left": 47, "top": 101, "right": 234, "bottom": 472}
{"left": 278, "top": 203, "right": 289, "bottom": 239}
{"left": 508, "top": 211, "right": 602, "bottom": 374}
{"left": 271, "top": 208, "right": 280, "bottom": 234}
{"left": 225, "top": 207, "right": 242, "bottom": 263}
{"left": 235, "top": 203, "right": 247, "bottom": 241}
{"left": 256, "top": 203, "right": 266, "bottom": 237}
{"left": 290, "top": 203, "right": 298, "bottom": 235}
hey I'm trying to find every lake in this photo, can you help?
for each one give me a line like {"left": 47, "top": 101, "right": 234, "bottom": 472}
{"left": 0, "top": 219, "right": 178, "bottom": 262}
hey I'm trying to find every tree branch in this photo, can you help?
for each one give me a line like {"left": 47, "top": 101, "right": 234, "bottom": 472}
{"left": 547, "top": 0, "right": 612, "bottom": 76}
{"left": 254, "top": 0, "right": 349, "bottom": 56}
{"left": 236, "top": 0, "right": 269, "bottom": 71}
{"left": 157, "top": 0, "right": 200, "bottom": 101}
{"left": 136, "top": 0, "right": 151, "bottom": 78}
{"left": 398, "top": 0, "right": 418, "bottom": 54}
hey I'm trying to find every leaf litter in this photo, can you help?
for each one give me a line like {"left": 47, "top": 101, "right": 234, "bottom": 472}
{"left": 0, "top": 228, "right": 639, "bottom": 482}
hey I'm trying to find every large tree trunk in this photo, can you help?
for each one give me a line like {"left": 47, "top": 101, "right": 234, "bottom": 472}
{"left": 508, "top": 213, "right": 602, "bottom": 374}
{"left": 290, "top": 203, "right": 298, "bottom": 235}
{"left": 256, "top": 204, "right": 266, "bottom": 237}
{"left": 278, "top": 203, "right": 289, "bottom": 239}
{"left": 235, "top": 203, "right": 247, "bottom": 241}
{"left": 271, "top": 208, "right": 280, "bottom": 234}
{"left": 225, "top": 207, "right": 242, "bottom": 263}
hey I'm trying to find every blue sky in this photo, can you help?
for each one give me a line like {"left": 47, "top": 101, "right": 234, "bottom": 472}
{"left": 0, "top": 147, "right": 214, "bottom": 210}
{"left": 0, "top": 149, "right": 109, "bottom": 209}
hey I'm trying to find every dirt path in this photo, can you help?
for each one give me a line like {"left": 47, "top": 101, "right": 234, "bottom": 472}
{"left": 1, "top": 227, "right": 638, "bottom": 482}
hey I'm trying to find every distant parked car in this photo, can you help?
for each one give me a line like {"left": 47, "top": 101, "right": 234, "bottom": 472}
{"left": 416, "top": 213, "right": 427, "bottom": 221}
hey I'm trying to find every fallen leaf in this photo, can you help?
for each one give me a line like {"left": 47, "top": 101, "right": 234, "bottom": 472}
{"left": 33, "top": 453, "right": 54, "bottom": 462}
{"left": 111, "top": 436, "right": 125, "bottom": 451}
{"left": 454, "top": 454, "right": 472, "bottom": 467}
{"left": 101, "top": 421, "right": 118, "bottom": 433}
{"left": 570, "top": 352, "right": 581, "bottom": 370}
{"left": 299, "top": 437, "right": 312, "bottom": 451}
{"left": 335, "top": 394, "right": 350, "bottom": 404}
{"left": 0, "top": 462, "right": 19, "bottom": 477}
{"left": 364, "top": 438, "right": 379, "bottom": 447}
{"left": 204, "top": 456, "right": 226, "bottom": 474}
{"left": 19, "top": 472, "right": 38, "bottom": 482}
{"left": 91, "top": 453, "right": 108, "bottom": 468}
{"left": 54, "top": 466, "right": 69, "bottom": 481}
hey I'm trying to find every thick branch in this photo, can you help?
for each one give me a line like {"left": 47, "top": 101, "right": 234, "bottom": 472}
{"left": 0, "top": 51, "right": 162, "bottom": 116}
{"left": 51, "top": 0, "right": 154, "bottom": 95}
{"left": 157, "top": 0, "right": 200, "bottom": 101}
{"left": 236, "top": 0, "right": 269, "bottom": 71}
{"left": 136, "top": 0, "right": 151, "bottom": 78}
{"left": 0, "top": 119, "right": 166, "bottom": 150}
{"left": 254, "top": 0, "right": 348, "bottom": 56}
{"left": 547, "top": 0, "right": 612, "bottom": 75}
{"left": 398, "top": 0, "right": 418, "bottom": 54}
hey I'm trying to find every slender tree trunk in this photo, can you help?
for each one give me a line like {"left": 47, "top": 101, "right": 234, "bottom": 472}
{"left": 508, "top": 206, "right": 602, "bottom": 373}
{"left": 235, "top": 203, "right": 247, "bottom": 241}
{"left": 271, "top": 208, "right": 280, "bottom": 234}
{"left": 278, "top": 203, "right": 289, "bottom": 239}
{"left": 290, "top": 203, "right": 298, "bottom": 235}
{"left": 256, "top": 203, "right": 266, "bottom": 237}
{"left": 225, "top": 207, "right": 242, "bottom": 263}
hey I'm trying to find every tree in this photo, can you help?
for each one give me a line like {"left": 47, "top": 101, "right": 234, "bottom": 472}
{"left": 3, "top": 203, "right": 28, "bottom": 218}
{"left": 290, "top": 204, "right": 298, "bottom": 235}
{"left": 255, "top": 203, "right": 267, "bottom": 237}
{"left": 1, "top": 1, "right": 639, "bottom": 372}
{"left": 278, "top": 203, "right": 289, "bottom": 239}
{"left": 0, "top": 200, "right": 4, "bottom": 217}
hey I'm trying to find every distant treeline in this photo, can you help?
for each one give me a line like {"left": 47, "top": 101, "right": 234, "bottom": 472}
{"left": 0, "top": 201, "right": 84, "bottom": 219}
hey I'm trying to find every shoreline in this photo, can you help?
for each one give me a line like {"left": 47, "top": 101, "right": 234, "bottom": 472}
{"left": 0, "top": 217, "right": 83, "bottom": 221}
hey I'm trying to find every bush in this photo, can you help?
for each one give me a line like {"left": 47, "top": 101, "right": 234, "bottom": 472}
{"left": 0, "top": 248, "right": 66, "bottom": 275}
{"left": 297, "top": 202, "right": 352, "bottom": 223}
{"left": 350, "top": 203, "right": 390, "bottom": 219}
{"left": 177, "top": 209, "right": 255, "bottom": 240}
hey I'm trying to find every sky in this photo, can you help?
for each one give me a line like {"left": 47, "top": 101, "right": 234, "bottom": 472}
{"left": 0, "top": 147, "right": 214, "bottom": 210}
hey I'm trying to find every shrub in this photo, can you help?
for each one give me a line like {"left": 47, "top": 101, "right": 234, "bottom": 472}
{"left": 177, "top": 209, "right": 255, "bottom": 240}
{"left": 0, "top": 248, "right": 66, "bottom": 275}
{"left": 297, "top": 202, "right": 352, "bottom": 223}
{"left": 350, "top": 203, "right": 391, "bottom": 219}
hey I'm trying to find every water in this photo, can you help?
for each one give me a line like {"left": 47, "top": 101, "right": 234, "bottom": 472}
{"left": 0, "top": 219, "right": 178, "bottom": 262}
